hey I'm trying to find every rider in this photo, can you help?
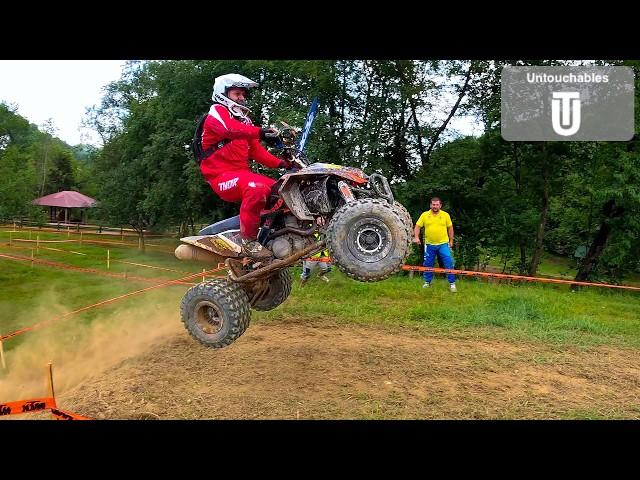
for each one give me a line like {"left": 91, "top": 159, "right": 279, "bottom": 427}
{"left": 199, "top": 73, "right": 293, "bottom": 260}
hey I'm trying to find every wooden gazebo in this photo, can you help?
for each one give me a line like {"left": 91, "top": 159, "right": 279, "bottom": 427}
{"left": 32, "top": 190, "right": 97, "bottom": 224}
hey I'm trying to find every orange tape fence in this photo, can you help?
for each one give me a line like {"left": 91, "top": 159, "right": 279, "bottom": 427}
{"left": 0, "top": 363, "right": 91, "bottom": 420}
{"left": 301, "top": 255, "right": 640, "bottom": 291}
{"left": 7, "top": 236, "right": 636, "bottom": 293}
{"left": 0, "top": 397, "right": 58, "bottom": 417}
{"left": 50, "top": 408, "right": 92, "bottom": 420}
{"left": 402, "top": 265, "right": 640, "bottom": 292}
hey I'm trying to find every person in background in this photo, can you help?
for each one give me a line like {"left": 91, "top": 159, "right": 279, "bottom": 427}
{"left": 301, "top": 233, "right": 331, "bottom": 286}
{"left": 413, "top": 197, "right": 457, "bottom": 292}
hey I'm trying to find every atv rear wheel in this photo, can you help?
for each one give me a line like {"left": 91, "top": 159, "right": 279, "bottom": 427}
{"left": 180, "top": 279, "right": 251, "bottom": 348}
{"left": 326, "top": 198, "right": 411, "bottom": 282}
{"left": 244, "top": 269, "right": 293, "bottom": 311}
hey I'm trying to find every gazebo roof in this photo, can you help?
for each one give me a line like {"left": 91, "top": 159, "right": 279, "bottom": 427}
{"left": 32, "top": 191, "right": 97, "bottom": 208}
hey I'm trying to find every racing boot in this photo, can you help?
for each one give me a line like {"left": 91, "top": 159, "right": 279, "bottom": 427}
{"left": 231, "top": 233, "right": 273, "bottom": 261}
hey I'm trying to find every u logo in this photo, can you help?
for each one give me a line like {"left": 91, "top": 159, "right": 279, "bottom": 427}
{"left": 551, "top": 92, "right": 581, "bottom": 136}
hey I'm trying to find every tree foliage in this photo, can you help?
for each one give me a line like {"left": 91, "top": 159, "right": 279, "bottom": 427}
{"left": 0, "top": 103, "right": 92, "bottom": 221}
{"left": 6, "top": 59, "right": 637, "bottom": 280}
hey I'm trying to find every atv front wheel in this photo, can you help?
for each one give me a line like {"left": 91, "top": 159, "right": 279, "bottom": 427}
{"left": 393, "top": 200, "right": 412, "bottom": 227}
{"left": 326, "top": 198, "right": 411, "bottom": 282}
{"left": 393, "top": 201, "right": 413, "bottom": 251}
{"left": 244, "top": 269, "right": 293, "bottom": 311}
{"left": 180, "top": 279, "right": 251, "bottom": 348}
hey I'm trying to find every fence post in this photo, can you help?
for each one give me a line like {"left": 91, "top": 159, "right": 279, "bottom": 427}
{"left": 47, "top": 362, "right": 56, "bottom": 406}
{"left": 0, "top": 339, "right": 6, "bottom": 369}
{"left": 31, "top": 248, "right": 34, "bottom": 267}
{"left": 202, "top": 268, "right": 206, "bottom": 283}
{"left": 37, "top": 235, "right": 40, "bottom": 253}
{"left": 9, "top": 231, "right": 11, "bottom": 247}
{"left": 80, "top": 231, "right": 83, "bottom": 246}
{"left": 107, "top": 250, "right": 110, "bottom": 270}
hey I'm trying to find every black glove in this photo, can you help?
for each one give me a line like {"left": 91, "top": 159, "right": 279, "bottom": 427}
{"left": 260, "top": 127, "right": 280, "bottom": 144}
{"left": 278, "top": 159, "right": 293, "bottom": 170}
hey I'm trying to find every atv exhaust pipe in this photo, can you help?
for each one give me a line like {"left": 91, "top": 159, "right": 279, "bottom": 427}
{"left": 174, "top": 244, "right": 225, "bottom": 264}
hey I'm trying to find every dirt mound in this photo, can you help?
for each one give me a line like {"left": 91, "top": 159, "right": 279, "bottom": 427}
{"left": 57, "top": 319, "right": 640, "bottom": 419}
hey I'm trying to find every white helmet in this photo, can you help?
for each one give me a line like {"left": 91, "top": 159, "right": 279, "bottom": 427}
{"left": 212, "top": 73, "right": 258, "bottom": 118}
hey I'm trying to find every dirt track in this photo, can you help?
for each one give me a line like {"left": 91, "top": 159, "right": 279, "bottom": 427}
{"left": 58, "top": 319, "right": 640, "bottom": 419}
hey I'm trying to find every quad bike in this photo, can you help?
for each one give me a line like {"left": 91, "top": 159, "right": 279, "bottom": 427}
{"left": 175, "top": 123, "right": 413, "bottom": 348}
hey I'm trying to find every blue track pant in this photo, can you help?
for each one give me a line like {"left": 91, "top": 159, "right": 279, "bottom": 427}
{"left": 423, "top": 242, "right": 456, "bottom": 284}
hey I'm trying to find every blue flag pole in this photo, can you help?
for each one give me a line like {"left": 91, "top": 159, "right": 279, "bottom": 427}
{"left": 297, "top": 96, "right": 319, "bottom": 154}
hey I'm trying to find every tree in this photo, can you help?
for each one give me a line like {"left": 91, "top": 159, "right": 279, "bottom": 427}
{"left": 38, "top": 119, "right": 57, "bottom": 196}
{"left": 79, "top": 58, "right": 639, "bottom": 282}
{"left": 0, "top": 145, "right": 37, "bottom": 219}
{"left": 47, "top": 148, "right": 76, "bottom": 193}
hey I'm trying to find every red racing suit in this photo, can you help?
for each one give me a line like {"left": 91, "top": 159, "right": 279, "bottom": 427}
{"left": 200, "top": 104, "right": 282, "bottom": 239}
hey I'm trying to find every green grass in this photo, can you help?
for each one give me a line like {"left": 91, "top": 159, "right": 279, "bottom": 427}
{"left": 485, "top": 250, "right": 640, "bottom": 286}
{"left": 2, "top": 227, "right": 640, "bottom": 355}
{"left": 0, "top": 228, "right": 207, "bottom": 350}
{"left": 485, "top": 251, "right": 577, "bottom": 278}
{"left": 561, "top": 406, "right": 640, "bottom": 420}
{"left": 536, "top": 252, "right": 577, "bottom": 278}
{"left": 0, "top": 260, "right": 187, "bottom": 352}
{"left": 0, "top": 228, "right": 206, "bottom": 279}
{"left": 258, "top": 268, "right": 640, "bottom": 349}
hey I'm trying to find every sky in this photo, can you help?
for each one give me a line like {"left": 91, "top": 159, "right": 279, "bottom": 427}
{"left": 0, "top": 60, "right": 128, "bottom": 146}
{"left": 0, "top": 60, "right": 483, "bottom": 148}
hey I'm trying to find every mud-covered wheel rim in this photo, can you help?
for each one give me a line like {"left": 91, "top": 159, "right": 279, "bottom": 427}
{"left": 195, "top": 300, "right": 224, "bottom": 335}
{"left": 348, "top": 217, "right": 393, "bottom": 263}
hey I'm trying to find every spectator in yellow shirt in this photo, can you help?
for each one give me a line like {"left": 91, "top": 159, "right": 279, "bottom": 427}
{"left": 301, "top": 233, "right": 331, "bottom": 286}
{"left": 413, "top": 197, "right": 457, "bottom": 292}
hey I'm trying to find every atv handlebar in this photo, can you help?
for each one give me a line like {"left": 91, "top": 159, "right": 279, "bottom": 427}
{"left": 265, "top": 121, "right": 309, "bottom": 171}
{"left": 281, "top": 149, "right": 308, "bottom": 171}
